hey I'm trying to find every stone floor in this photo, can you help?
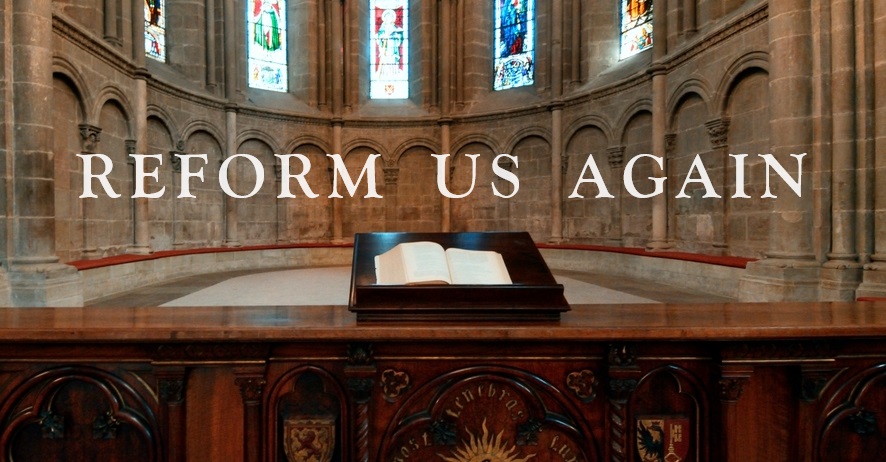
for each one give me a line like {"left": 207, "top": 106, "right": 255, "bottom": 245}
{"left": 87, "top": 266, "right": 734, "bottom": 307}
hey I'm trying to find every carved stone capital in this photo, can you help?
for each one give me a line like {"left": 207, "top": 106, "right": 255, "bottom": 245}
{"left": 125, "top": 139, "right": 137, "bottom": 155}
{"left": 607, "top": 146, "right": 626, "bottom": 169}
{"left": 705, "top": 118, "right": 730, "bottom": 149}
{"left": 383, "top": 167, "right": 399, "bottom": 186}
{"left": 664, "top": 133, "right": 677, "bottom": 157}
{"left": 79, "top": 123, "right": 102, "bottom": 154}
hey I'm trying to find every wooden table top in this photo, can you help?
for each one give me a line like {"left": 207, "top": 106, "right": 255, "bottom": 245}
{"left": 0, "top": 302, "right": 885, "bottom": 342}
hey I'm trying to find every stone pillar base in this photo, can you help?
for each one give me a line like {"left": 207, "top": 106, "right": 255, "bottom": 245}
{"left": 126, "top": 244, "right": 153, "bottom": 256}
{"left": 856, "top": 263, "right": 886, "bottom": 300}
{"left": 223, "top": 240, "right": 242, "bottom": 248}
{"left": 8, "top": 263, "right": 83, "bottom": 307}
{"left": 818, "top": 265, "right": 863, "bottom": 301}
{"left": 738, "top": 259, "right": 820, "bottom": 302}
{"left": 645, "top": 240, "right": 673, "bottom": 251}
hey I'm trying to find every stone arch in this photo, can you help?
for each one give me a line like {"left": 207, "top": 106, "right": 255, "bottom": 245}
{"left": 342, "top": 138, "right": 387, "bottom": 160}
{"left": 564, "top": 114, "right": 615, "bottom": 148}
{"left": 52, "top": 57, "right": 90, "bottom": 122}
{"left": 666, "top": 78, "right": 713, "bottom": 132}
{"left": 614, "top": 99, "right": 654, "bottom": 144}
{"left": 180, "top": 120, "right": 225, "bottom": 152}
{"left": 392, "top": 137, "right": 440, "bottom": 165}
{"left": 237, "top": 129, "right": 281, "bottom": 157}
{"left": 451, "top": 134, "right": 502, "bottom": 155}
{"left": 283, "top": 135, "right": 331, "bottom": 155}
{"left": 715, "top": 51, "right": 769, "bottom": 116}
{"left": 146, "top": 105, "right": 180, "bottom": 144}
{"left": 92, "top": 85, "right": 135, "bottom": 138}
{"left": 503, "top": 127, "right": 551, "bottom": 155}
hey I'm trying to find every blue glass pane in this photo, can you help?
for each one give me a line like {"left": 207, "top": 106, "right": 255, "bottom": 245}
{"left": 494, "top": 0, "right": 534, "bottom": 91}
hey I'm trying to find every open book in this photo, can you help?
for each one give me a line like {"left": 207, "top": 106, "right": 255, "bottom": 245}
{"left": 374, "top": 241, "right": 513, "bottom": 285}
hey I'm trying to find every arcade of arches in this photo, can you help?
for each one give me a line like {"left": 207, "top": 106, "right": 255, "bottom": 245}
{"left": 1, "top": 0, "right": 884, "bottom": 306}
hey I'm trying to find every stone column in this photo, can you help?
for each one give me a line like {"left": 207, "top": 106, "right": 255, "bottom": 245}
{"left": 858, "top": 0, "right": 886, "bottom": 298}
{"left": 331, "top": 121, "right": 344, "bottom": 243}
{"left": 821, "top": 0, "right": 862, "bottom": 300}
{"left": 8, "top": 0, "right": 82, "bottom": 306}
{"left": 440, "top": 120, "right": 452, "bottom": 232}
{"left": 439, "top": 0, "right": 453, "bottom": 232}
{"left": 223, "top": 106, "right": 241, "bottom": 247}
{"left": 705, "top": 118, "right": 729, "bottom": 252}
{"left": 646, "top": 66, "right": 670, "bottom": 250}
{"left": 646, "top": 0, "right": 670, "bottom": 251}
{"left": 104, "top": 0, "right": 120, "bottom": 44}
{"left": 608, "top": 146, "right": 626, "bottom": 246}
{"left": 549, "top": 0, "right": 564, "bottom": 243}
{"left": 570, "top": 0, "right": 581, "bottom": 87}
{"left": 128, "top": 0, "right": 152, "bottom": 255}
{"left": 206, "top": 0, "right": 217, "bottom": 89}
{"left": 739, "top": 0, "right": 818, "bottom": 301}
{"left": 384, "top": 165, "right": 399, "bottom": 230}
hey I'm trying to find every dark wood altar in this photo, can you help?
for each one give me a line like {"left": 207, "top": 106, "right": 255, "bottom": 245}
{"left": 0, "top": 302, "right": 885, "bottom": 461}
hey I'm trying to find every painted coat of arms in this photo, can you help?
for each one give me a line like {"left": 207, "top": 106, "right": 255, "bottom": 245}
{"left": 283, "top": 417, "right": 336, "bottom": 462}
{"left": 636, "top": 416, "right": 690, "bottom": 462}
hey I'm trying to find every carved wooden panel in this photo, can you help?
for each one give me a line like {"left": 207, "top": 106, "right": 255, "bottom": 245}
{"left": 378, "top": 366, "right": 599, "bottom": 462}
{"left": 817, "top": 364, "right": 886, "bottom": 461}
{"left": 0, "top": 365, "right": 160, "bottom": 461}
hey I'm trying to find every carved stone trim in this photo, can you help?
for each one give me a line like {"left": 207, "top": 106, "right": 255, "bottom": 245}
{"left": 566, "top": 369, "right": 597, "bottom": 402}
{"left": 380, "top": 369, "right": 410, "bottom": 401}
{"left": 607, "top": 146, "right": 626, "bottom": 169}
{"left": 704, "top": 118, "right": 730, "bottom": 149}
{"left": 79, "top": 124, "right": 102, "bottom": 154}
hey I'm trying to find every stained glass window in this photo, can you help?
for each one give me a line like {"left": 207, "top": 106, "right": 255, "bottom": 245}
{"left": 248, "top": 0, "right": 288, "bottom": 92}
{"left": 494, "top": 0, "right": 534, "bottom": 91}
{"left": 620, "top": 0, "right": 653, "bottom": 59}
{"left": 370, "top": 0, "right": 409, "bottom": 99}
{"left": 145, "top": 0, "right": 166, "bottom": 61}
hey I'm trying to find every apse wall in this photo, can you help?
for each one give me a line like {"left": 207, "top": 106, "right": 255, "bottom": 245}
{"left": 49, "top": 0, "right": 774, "bottom": 267}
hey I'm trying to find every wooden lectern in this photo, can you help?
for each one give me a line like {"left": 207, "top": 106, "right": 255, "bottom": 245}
{"left": 348, "top": 231, "right": 570, "bottom": 321}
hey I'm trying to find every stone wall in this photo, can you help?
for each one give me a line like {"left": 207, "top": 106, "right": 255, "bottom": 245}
{"left": 0, "top": 0, "right": 881, "bottom": 304}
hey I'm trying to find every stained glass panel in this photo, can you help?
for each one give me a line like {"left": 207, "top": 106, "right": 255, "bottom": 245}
{"left": 248, "top": 0, "right": 288, "bottom": 92}
{"left": 145, "top": 0, "right": 166, "bottom": 61}
{"left": 370, "top": 0, "right": 409, "bottom": 99}
{"left": 620, "top": 0, "right": 653, "bottom": 59}
{"left": 494, "top": 0, "right": 534, "bottom": 91}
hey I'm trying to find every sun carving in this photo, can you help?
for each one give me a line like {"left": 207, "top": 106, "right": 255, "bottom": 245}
{"left": 438, "top": 419, "right": 536, "bottom": 462}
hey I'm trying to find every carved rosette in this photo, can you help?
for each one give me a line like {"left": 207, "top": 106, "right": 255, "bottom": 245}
{"left": 381, "top": 369, "right": 410, "bottom": 401}
{"left": 704, "top": 118, "right": 730, "bottom": 149}
{"left": 607, "top": 146, "right": 626, "bottom": 169}
{"left": 79, "top": 124, "right": 102, "bottom": 154}
{"left": 566, "top": 369, "right": 597, "bottom": 403}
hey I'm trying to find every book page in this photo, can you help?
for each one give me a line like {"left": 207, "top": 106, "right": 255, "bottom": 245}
{"left": 400, "top": 241, "right": 452, "bottom": 285}
{"left": 444, "top": 248, "right": 513, "bottom": 285}
{"left": 375, "top": 244, "right": 408, "bottom": 285}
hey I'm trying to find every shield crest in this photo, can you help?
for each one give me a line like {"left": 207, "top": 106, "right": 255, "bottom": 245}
{"left": 636, "top": 416, "right": 690, "bottom": 462}
{"left": 283, "top": 417, "right": 336, "bottom": 462}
